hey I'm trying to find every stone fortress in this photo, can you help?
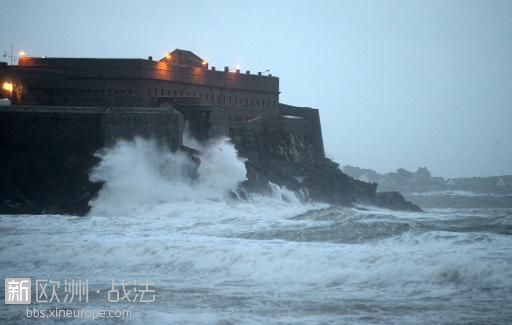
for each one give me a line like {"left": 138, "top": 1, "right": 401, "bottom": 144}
{"left": 1, "top": 49, "right": 324, "bottom": 160}
{"left": 0, "top": 48, "right": 419, "bottom": 214}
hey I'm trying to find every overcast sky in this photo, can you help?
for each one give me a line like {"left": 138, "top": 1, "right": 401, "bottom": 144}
{"left": 1, "top": 0, "right": 510, "bottom": 177}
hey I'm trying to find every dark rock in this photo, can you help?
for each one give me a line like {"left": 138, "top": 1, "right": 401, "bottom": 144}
{"left": 374, "top": 191, "right": 422, "bottom": 212}
{"left": 238, "top": 124, "right": 420, "bottom": 211}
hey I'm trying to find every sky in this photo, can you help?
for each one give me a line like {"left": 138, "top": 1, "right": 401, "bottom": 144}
{"left": 1, "top": 0, "right": 511, "bottom": 177}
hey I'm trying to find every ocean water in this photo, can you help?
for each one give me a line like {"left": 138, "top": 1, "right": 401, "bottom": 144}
{"left": 1, "top": 138, "right": 511, "bottom": 324}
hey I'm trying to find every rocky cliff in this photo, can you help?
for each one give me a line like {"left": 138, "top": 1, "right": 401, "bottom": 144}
{"left": 236, "top": 122, "right": 421, "bottom": 212}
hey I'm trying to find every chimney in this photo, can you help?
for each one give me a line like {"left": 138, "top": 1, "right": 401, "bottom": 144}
{"left": 236, "top": 69, "right": 240, "bottom": 73}
{"left": 258, "top": 72, "right": 262, "bottom": 76}
{"left": 246, "top": 70, "right": 250, "bottom": 74}
{"left": 211, "top": 66, "right": 216, "bottom": 71}
{"left": 148, "top": 56, "right": 153, "bottom": 61}
{"left": 224, "top": 66, "right": 229, "bottom": 72}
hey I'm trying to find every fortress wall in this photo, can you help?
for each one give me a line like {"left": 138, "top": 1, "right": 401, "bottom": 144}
{"left": 279, "top": 104, "right": 325, "bottom": 161}
{"left": 0, "top": 105, "right": 184, "bottom": 215}
{"left": 102, "top": 107, "right": 183, "bottom": 148}
{"left": 15, "top": 58, "right": 279, "bottom": 111}
{"left": 19, "top": 58, "right": 278, "bottom": 92}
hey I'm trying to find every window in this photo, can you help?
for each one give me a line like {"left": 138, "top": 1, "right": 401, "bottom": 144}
{"left": 174, "top": 90, "right": 177, "bottom": 97}
{"left": 168, "top": 89, "right": 171, "bottom": 95}
{"left": 147, "top": 88, "right": 150, "bottom": 95}
{"left": 256, "top": 99, "right": 259, "bottom": 107}
{"left": 229, "top": 96, "right": 231, "bottom": 104}
{"left": 154, "top": 88, "right": 157, "bottom": 96}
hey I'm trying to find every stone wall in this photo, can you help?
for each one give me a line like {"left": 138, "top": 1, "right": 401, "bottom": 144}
{"left": 13, "top": 57, "right": 279, "bottom": 111}
{"left": 0, "top": 105, "right": 183, "bottom": 215}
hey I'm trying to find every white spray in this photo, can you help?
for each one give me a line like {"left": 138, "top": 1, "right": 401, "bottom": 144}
{"left": 88, "top": 135, "right": 305, "bottom": 216}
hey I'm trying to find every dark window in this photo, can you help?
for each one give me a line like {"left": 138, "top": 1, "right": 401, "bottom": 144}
{"left": 168, "top": 89, "right": 171, "bottom": 95}
{"left": 147, "top": 88, "right": 150, "bottom": 95}
{"left": 229, "top": 96, "right": 231, "bottom": 104}
{"left": 256, "top": 99, "right": 259, "bottom": 107}
{"left": 246, "top": 98, "right": 248, "bottom": 105}
{"left": 174, "top": 90, "right": 177, "bottom": 97}
{"left": 181, "top": 91, "right": 184, "bottom": 96}
{"left": 273, "top": 100, "right": 276, "bottom": 108}
{"left": 154, "top": 88, "right": 157, "bottom": 96}
{"left": 223, "top": 96, "right": 226, "bottom": 103}
{"left": 128, "top": 89, "right": 132, "bottom": 94}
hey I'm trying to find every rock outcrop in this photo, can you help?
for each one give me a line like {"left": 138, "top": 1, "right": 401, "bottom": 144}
{"left": 237, "top": 124, "right": 421, "bottom": 212}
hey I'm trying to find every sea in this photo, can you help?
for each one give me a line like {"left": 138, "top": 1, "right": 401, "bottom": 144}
{"left": 1, "top": 138, "right": 511, "bottom": 324}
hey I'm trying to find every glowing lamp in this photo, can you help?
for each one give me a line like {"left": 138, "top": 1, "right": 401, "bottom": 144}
{"left": 2, "top": 82, "right": 13, "bottom": 92}
{"left": 18, "top": 51, "right": 26, "bottom": 57}
{"left": 165, "top": 54, "right": 171, "bottom": 60}
{"left": 202, "top": 61, "right": 208, "bottom": 65}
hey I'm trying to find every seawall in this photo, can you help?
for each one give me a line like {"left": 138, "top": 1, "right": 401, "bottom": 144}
{"left": 0, "top": 105, "right": 183, "bottom": 215}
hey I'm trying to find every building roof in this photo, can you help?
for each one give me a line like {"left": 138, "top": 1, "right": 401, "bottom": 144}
{"left": 161, "top": 49, "right": 205, "bottom": 68}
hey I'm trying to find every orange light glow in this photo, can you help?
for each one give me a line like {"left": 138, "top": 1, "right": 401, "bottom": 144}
{"left": 202, "top": 61, "right": 208, "bottom": 65}
{"left": 18, "top": 51, "right": 26, "bottom": 57}
{"left": 2, "top": 82, "right": 13, "bottom": 92}
{"left": 165, "top": 54, "right": 171, "bottom": 60}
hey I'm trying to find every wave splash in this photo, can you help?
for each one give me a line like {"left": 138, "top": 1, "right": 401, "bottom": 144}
{"left": 88, "top": 136, "right": 306, "bottom": 216}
